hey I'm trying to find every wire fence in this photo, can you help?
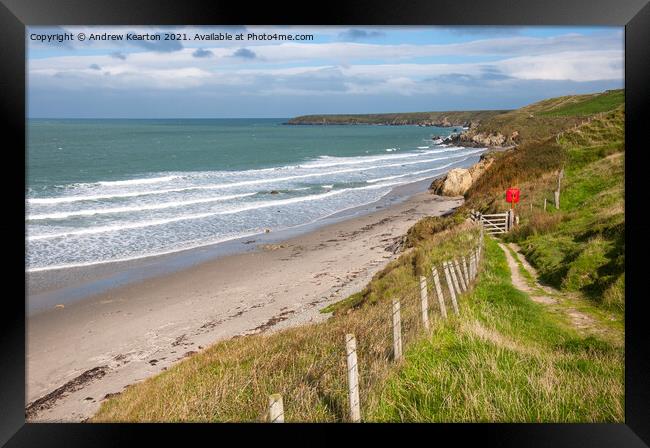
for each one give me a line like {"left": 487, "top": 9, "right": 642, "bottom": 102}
{"left": 255, "top": 223, "right": 485, "bottom": 422}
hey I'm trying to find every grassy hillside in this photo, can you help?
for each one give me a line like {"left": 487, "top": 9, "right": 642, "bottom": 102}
{"left": 285, "top": 110, "right": 507, "bottom": 126}
{"left": 464, "top": 89, "right": 623, "bottom": 144}
{"left": 94, "top": 221, "right": 481, "bottom": 422}
{"left": 455, "top": 88, "right": 624, "bottom": 310}
{"left": 538, "top": 90, "right": 624, "bottom": 117}
{"left": 485, "top": 108, "right": 624, "bottom": 310}
{"left": 369, "top": 238, "right": 623, "bottom": 422}
{"left": 364, "top": 89, "right": 625, "bottom": 422}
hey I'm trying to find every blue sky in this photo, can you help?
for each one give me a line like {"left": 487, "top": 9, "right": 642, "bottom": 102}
{"left": 27, "top": 26, "right": 624, "bottom": 118}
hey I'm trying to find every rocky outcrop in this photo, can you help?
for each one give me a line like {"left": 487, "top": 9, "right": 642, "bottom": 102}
{"left": 430, "top": 168, "right": 473, "bottom": 196}
{"left": 430, "top": 155, "right": 494, "bottom": 196}
{"left": 457, "top": 129, "right": 520, "bottom": 148}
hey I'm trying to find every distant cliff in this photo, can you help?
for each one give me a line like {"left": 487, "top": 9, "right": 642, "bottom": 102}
{"left": 284, "top": 110, "right": 509, "bottom": 127}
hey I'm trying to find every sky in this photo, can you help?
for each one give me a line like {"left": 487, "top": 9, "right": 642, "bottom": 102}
{"left": 27, "top": 26, "right": 624, "bottom": 118}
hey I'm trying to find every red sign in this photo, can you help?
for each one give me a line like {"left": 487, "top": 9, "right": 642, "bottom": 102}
{"left": 506, "top": 188, "right": 520, "bottom": 203}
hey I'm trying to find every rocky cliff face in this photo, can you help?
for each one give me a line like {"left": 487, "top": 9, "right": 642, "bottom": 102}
{"left": 430, "top": 155, "right": 494, "bottom": 196}
{"left": 458, "top": 130, "right": 520, "bottom": 147}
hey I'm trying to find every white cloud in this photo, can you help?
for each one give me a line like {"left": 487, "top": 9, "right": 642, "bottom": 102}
{"left": 496, "top": 51, "right": 623, "bottom": 82}
{"left": 28, "top": 29, "right": 623, "bottom": 97}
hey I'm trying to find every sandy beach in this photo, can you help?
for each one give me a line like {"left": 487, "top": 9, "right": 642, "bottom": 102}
{"left": 26, "top": 187, "right": 462, "bottom": 422}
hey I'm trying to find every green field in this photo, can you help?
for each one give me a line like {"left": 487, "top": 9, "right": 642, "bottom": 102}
{"left": 538, "top": 90, "right": 624, "bottom": 117}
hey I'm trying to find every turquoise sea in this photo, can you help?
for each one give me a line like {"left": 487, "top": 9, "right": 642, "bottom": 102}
{"left": 26, "top": 119, "right": 483, "bottom": 271}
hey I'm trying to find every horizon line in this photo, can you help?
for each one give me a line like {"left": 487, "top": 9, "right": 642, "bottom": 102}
{"left": 27, "top": 108, "right": 510, "bottom": 120}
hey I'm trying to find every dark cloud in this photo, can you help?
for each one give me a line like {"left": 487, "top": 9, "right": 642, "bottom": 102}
{"left": 126, "top": 32, "right": 183, "bottom": 52}
{"left": 278, "top": 72, "right": 348, "bottom": 92}
{"left": 338, "top": 29, "right": 385, "bottom": 41}
{"left": 219, "top": 25, "right": 247, "bottom": 32}
{"left": 477, "top": 65, "right": 512, "bottom": 80}
{"left": 110, "top": 52, "right": 127, "bottom": 60}
{"left": 424, "top": 69, "right": 513, "bottom": 85}
{"left": 192, "top": 48, "right": 214, "bottom": 58}
{"left": 446, "top": 26, "right": 525, "bottom": 36}
{"left": 251, "top": 67, "right": 349, "bottom": 93}
{"left": 231, "top": 48, "right": 256, "bottom": 59}
{"left": 89, "top": 64, "right": 101, "bottom": 70}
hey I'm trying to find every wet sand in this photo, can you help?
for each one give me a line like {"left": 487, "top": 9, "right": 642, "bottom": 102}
{"left": 26, "top": 188, "right": 462, "bottom": 422}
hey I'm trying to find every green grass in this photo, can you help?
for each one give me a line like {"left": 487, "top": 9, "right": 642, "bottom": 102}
{"left": 509, "top": 112, "right": 625, "bottom": 309}
{"left": 95, "top": 233, "right": 623, "bottom": 422}
{"left": 539, "top": 90, "right": 624, "bottom": 117}
{"left": 367, "top": 238, "right": 623, "bottom": 422}
{"left": 466, "top": 99, "right": 625, "bottom": 311}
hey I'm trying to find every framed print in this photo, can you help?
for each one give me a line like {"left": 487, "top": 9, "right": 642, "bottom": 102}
{"left": 1, "top": 0, "right": 649, "bottom": 445}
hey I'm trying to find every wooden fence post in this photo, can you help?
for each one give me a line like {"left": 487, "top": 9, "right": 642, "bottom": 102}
{"left": 268, "top": 394, "right": 285, "bottom": 423}
{"left": 467, "top": 251, "right": 474, "bottom": 281}
{"left": 453, "top": 259, "right": 467, "bottom": 292}
{"left": 419, "top": 276, "right": 430, "bottom": 331}
{"left": 443, "top": 261, "right": 460, "bottom": 315}
{"left": 392, "top": 300, "right": 402, "bottom": 361}
{"left": 442, "top": 261, "right": 456, "bottom": 297}
{"left": 544, "top": 198, "right": 547, "bottom": 211}
{"left": 472, "top": 252, "right": 477, "bottom": 279}
{"left": 461, "top": 256, "right": 470, "bottom": 287}
{"left": 345, "top": 334, "right": 361, "bottom": 422}
{"left": 431, "top": 266, "right": 447, "bottom": 319}
{"left": 554, "top": 167, "right": 564, "bottom": 210}
{"left": 449, "top": 260, "right": 464, "bottom": 295}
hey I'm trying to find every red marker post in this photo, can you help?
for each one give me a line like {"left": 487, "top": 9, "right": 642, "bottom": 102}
{"left": 505, "top": 187, "right": 520, "bottom": 230}
{"left": 505, "top": 187, "right": 520, "bottom": 209}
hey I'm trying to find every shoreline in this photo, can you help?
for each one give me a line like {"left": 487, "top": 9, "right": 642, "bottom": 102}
{"left": 27, "top": 172, "right": 474, "bottom": 314}
{"left": 27, "top": 178, "right": 464, "bottom": 422}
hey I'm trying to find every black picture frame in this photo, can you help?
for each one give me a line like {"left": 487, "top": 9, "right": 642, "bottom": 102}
{"left": 2, "top": 0, "right": 649, "bottom": 445}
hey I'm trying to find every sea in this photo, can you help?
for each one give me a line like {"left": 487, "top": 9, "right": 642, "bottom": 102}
{"left": 26, "top": 119, "right": 483, "bottom": 273}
